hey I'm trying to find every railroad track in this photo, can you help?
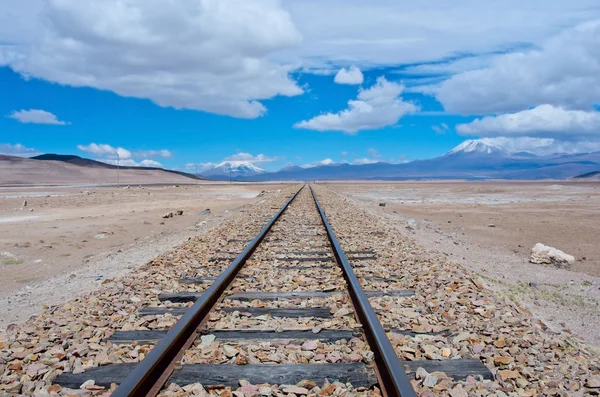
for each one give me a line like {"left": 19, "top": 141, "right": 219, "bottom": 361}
{"left": 54, "top": 185, "right": 491, "bottom": 396}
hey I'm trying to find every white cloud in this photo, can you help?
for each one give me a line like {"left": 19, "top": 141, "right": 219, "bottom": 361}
{"left": 351, "top": 158, "right": 378, "bottom": 165}
{"left": 8, "top": 109, "right": 69, "bottom": 125}
{"left": 295, "top": 77, "right": 418, "bottom": 134}
{"left": 437, "top": 21, "right": 600, "bottom": 114}
{"left": 456, "top": 105, "right": 600, "bottom": 138}
{"left": 4, "top": 1, "right": 600, "bottom": 77}
{"left": 432, "top": 123, "right": 450, "bottom": 134}
{"left": 341, "top": 151, "right": 348, "bottom": 156}
{"left": 224, "top": 153, "right": 279, "bottom": 164}
{"left": 367, "top": 148, "right": 381, "bottom": 158}
{"left": 77, "top": 143, "right": 132, "bottom": 160}
{"left": 185, "top": 162, "right": 216, "bottom": 171}
{"left": 475, "top": 137, "right": 600, "bottom": 156}
{"left": 134, "top": 149, "right": 172, "bottom": 159}
{"left": 334, "top": 66, "right": 363, "bottom": 85}
{"left": 281, "top": 1, "right": 599, "bottom": 68}
{"left": 1, "top": 0, "right": 302, "bottom": 118}
{"left": 139, "top": 159, "right": 163, "bottom": 167}
{"left": 100, "top": 158, "right": 163, "bottom": 167}
{"left": 0, "top": 143, "right": 40, "bottom": 157}
{"left": 301, "top": 158, "right": 335, "bottom": 168}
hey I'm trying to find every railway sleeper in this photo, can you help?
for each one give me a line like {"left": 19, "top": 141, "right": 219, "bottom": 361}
{"left": 157, "top": 289, "right": 415, "bottom": 303}
{"left": 138, "top": 307, "right": 336, "bottom": 317}
{"left": 108, "top": 328, "right": 447, "bottom": 345}
{"left": 55, "top": 360, "right": 491, "bottom": 389}
{"left": 55, "top": 363, "right": 377, "bottom": 389}
{"left": 109, "top": 329, "right": 358, "bottom": 344}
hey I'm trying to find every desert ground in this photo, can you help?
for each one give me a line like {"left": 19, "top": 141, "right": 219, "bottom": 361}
{"left": 327, "top": 181, "right": 600, "bottom": 349}
{"left": 2, "top": 180, "right": 600, "bottom": 351}
{"left": 0, "top": 183, "right": 290, "bottom": 327}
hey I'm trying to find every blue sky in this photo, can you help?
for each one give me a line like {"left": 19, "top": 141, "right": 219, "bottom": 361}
{"left": 1, "top": 67, "right": 471, "bottom": 170}
{"left": 2, "top": 1, "right": 600, "bottom": 172}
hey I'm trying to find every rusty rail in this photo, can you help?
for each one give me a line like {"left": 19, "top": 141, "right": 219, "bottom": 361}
{"left": 112, "top": 186, "right": 304, "bottom": 396}
{"left": 310, "top": 186, "right": 416, "bottom": 397}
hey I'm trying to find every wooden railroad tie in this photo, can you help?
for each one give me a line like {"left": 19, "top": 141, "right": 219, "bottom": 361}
{"left": 55, "top": 360, "right": 491, "bottom": 389}
{"left": 156, "top": 289, "right": 415, "bottom": 303}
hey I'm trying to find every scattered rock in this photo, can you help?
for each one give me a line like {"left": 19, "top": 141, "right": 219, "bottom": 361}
{"left": 296, "top": 380, "right": 317, "bottom": 389}
{"left": 530, "top": 243, "right": 575, "bottom": 268}
{"left": 162, "top": 212, "right": 174, "bottom": 219}
{"left": 379, "top": 202, "right": 387, "bottom": 207}
{"left": 301, "top": 340, "right": 318, "bottom": 351}
{"left": 282, "top": 386, "right": 309, "bottom": 395}
{"left": 423, "top": 374, "right": 438, "bottom": 387}
{"left": 586, "top": 376, "right": 600, "bottom": 388}
{"left": 200, "top": 334, "right": 216, "bottom": 347}
{"left": 449, "top": 385, "right": 468, "bottom": 397}
{"left": 415, "top": 367, "right": 429, "bottom": 380}
{"left": 223, "top": 345, "right": 239, "bottom": 358}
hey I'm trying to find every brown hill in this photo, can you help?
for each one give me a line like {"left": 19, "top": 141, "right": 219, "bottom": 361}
{"left": 573, "top": 170, "right": 600, "bottom": 180}
{"left": 0, "top": 155, "right": 202, "bottom": 186}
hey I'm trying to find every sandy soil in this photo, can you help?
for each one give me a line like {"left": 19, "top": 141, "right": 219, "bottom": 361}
{"left": 0, "top": 183, "right": 290, "bottom": 327}
{"left": 328, "top": 181, "right": 600, "bottom": 350}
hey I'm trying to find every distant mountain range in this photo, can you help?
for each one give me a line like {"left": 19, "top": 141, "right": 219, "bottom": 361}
{"left": 574, "top": 170, "right": 600, "bottom": 180}
{"left": 201, "top": 140, "right": 600, "bottom": 181}
{"left": 200, "top": 161, "right": 265, "bottom": 179}
{"left": 3, "top": 141, "right": 600, "bottom": 184}
{"left": 31, "top": 154, "right": 204, "bottom": 180}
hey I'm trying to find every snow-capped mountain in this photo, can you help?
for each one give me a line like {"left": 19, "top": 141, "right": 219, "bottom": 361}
{"left": 201, "top": 161, "right": 265, "bottom": 178}
{"left": 445, "top": 140, "right": 507, "bottom": 156}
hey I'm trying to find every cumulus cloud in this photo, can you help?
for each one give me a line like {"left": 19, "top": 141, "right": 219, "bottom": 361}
{"left": 77, "top": 143, "right": 132, "bottom": 160}
{"left": 295, "top": 77, "right": 418, "bottom": 134}
{"left": 301, "top": 158, "right": 335, "bottom": 168}
{"left": 367, "top": 148, "right": 381, "bottom": 158}
{"left": 223, "top": 153, "right": 279, "bottom": 164}
{"left": 100, "top": 158, "right": 163, "bottom": 167}
{"left": 456, "top": 105, "right": 600, "bottom": 138}
{"left": 1, "top": 0, "right": 302, "bottom": 118}
{"left": 77, "top": 143, "right": 177, "bottom": 167}
{"left": 0, "top": 143, "right": 40, "bottom": 157}
{"left": 334, "top": 66, "right": 363, "bottom": 85}
{"left": 475, "top": 137, "right": 600, "bottom": 156}
{"left": 432, "top": 123, "right": 450, "bottom": 135}
{"left": 8, "top": 109, "right": 69, "bottom": 125}
{"left": 282, "top": 1, "right": 599, "bottom": 69}
{"left": 351, "top": 158, "right": 378, "bottom": 165}
{"left": 185, "top": 162, "right": 216, "bottom": 171}
{"left": 437, "top": 21, "right": 600, "bottom": 114}
{"left": 134, "top": 149, "right": 172, "bottom": 159}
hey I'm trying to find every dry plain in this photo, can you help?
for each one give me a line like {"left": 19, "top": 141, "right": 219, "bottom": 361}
{"left": 327, "top": 181, "right": 600, "bottom": 349}
{"left": 0, "top": 183, "right": 290, "bottom": 327}
{"left": 2, "top": 180, "right": 600, "bottom": 349}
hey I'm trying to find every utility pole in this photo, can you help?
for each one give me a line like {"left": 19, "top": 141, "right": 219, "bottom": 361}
{"left": 117, "top": 152, "right": 120, "bottom": 188}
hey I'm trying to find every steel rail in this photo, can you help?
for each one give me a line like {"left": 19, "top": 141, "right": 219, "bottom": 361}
{"left": 112, "top": 185, "right": 304, "bottom": 397}
{"left": 310, "top": 186, "right": 416, "bottom": 397}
